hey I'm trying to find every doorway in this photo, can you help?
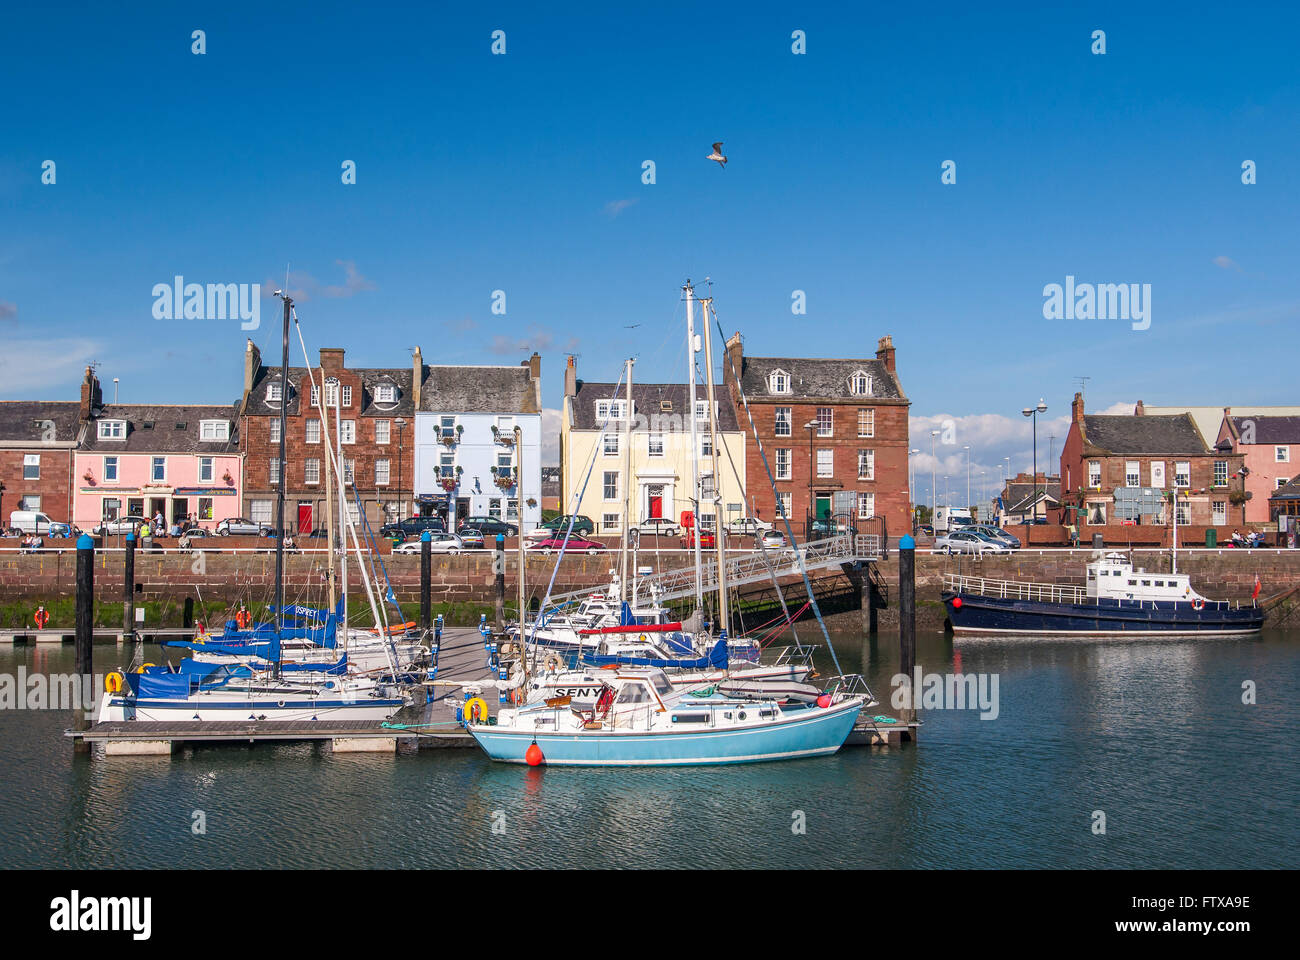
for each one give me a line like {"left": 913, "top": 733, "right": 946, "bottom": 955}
{"left": 815, "top": 494, "right": 832, "bottom": 520}
{"left": 297, "top": 502, "right": 313, "bottom": 534}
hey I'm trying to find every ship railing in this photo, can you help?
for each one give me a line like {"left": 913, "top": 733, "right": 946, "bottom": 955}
{"left": 944, "top": 573, "right": 1089, "bottom": 605}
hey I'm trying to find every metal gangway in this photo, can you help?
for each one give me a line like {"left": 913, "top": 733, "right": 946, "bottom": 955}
{"left": 551, "top": 533, "right": 883, "bottom": 606}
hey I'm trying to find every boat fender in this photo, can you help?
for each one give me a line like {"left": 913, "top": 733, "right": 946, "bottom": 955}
{"left": 525, "top": 741, "right": 544, "bottom": 766}
{"left": 952, "top": 597, "right": 963, "bottom": 609}
{"left": 816, "top": 693, "right": 833, "bottom": 708}
{"left": 463, "top": 697, "right": 489, "bottom": 725}
{"left": 104, "top": 671, "right": 124, "bottom": 693}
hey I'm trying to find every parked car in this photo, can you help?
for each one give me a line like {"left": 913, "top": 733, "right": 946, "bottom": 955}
{"left": 529, "top": 534, "right": 605, "bottom": 555}
{"left": 969, "top": 524, "right": 1021, "bottom": 549}
{"left": 379, "top": 516, "right": 446, "bottom": 539}
{"left": 457, "top": 516, "right": 518, "bottom": 538}
{"left": 524, "top": 515, "right": 595, "bottom": 540}
{"left": 632, "top": 518, "right": 681, "bottom": 538}
{"left": 757, "top": 529, "right": 787, "bottom": 549}
{"left": 917, "top": 523, "right": 935, "bottom": 537}
{"left": 97, "top": 515, "right": 148, "bottom": 536}
{"left": 216, "top": 517, "right": 270, "bottom": 536}
{"left": 178, "top": 528, "right": 217, "bottom": 552}
{"left": 393, "top": 533, "right": 465, "bottom": 555}
{"left": 458, "top": 528, "right": 486, "bottom": 549}
{"left": 724, "top": 517, "right": 772, "bottom": 537}
{"left": 935, "top": 530, "right": 1012, "bottom": 555}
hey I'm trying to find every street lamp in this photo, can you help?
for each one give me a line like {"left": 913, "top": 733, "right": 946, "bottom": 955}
{"left": 804, "top": 420, "right": 818, "bottom": 539}
{"left": 929, "top": 429, "right": 940, "bottom": 524}
{"left": 1022, "top": 398, "right": 1047, "bottom": 522}
{"left": 394, "top": 417, "right": 407, "bottom": 521}
{"left": 963, "top": 444, "right": 971, "bottom": 509}
{"left": 909, "top": 448, "right": 920, "bottom": 532}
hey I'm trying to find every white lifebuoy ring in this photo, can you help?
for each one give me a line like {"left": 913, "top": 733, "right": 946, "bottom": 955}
{"left": 1192, "top": 598, "right": 1204, "bottom": 610}
{"left": 544, "top": 653, "right": 563, "bottom": 673}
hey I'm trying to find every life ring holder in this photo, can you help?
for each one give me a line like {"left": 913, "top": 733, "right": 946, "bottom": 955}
{"left": 543, "top": 653, "right": 563, "bottom": 673}
{"left": 104, "top": 671, "right": 124, "bottom": 694}
{"left": 33, "top": 608, "right": 49, "bottom": 629}
{"left": 1192, "top": 598, "right": 1205, "bottom": 611}
{"left": 463, "top": 696, "right": 489, "bottom": 725}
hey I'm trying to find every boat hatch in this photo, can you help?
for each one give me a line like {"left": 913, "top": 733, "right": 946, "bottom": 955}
{"left": 671, "top": 712, "right": 711, "bottom": 724}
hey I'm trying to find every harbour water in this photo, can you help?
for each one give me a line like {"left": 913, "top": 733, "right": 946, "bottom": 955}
{"left": 1, "top": 628, "right": 1297, "bottom": 869}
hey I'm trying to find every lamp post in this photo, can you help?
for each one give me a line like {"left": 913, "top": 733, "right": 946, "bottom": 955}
{"left": 963, "top": 444, "right": 971, "bottom": 509}
{"left": 395, "top": 417, "right": 407, "bottom": 521}
{"left": 909, "top": 448, "right": 920, "bottom": 532}
{"left": 929, "top": 429, "right": 940, "bottom": 525}
{"left": 1022, "top": 398, "right": 1047, "bottom": 521}
{"left": 804, "top": 419, "right": 818, "bottom": 539}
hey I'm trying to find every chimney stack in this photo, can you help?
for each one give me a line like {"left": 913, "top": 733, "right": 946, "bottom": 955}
{"left": 79, "top": 366, "right": 101, "bottom": 421}
{"left": 1072, "top": 391, "right": 1085, "bottom": 425}
{"left": 318, "top": 347, "right": 345, "bottom": 371}
{"left": 412, "top": 346, "right": 423, "bottom": 411}
{"left": 521, "top": 352, "right": 542, "bottom": 412}
{"left": 875, "top": 334, "right": 896, "bottom": 373}
{"left": 242, "top": 338, "right": 262, "bottom": 406}
{"left": 564, "top": 355, "right": 577, "bottom": 399}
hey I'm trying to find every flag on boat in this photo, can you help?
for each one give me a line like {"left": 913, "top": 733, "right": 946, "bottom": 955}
{"left": 1252, "top": 574, "right": 1261, "bottom": 600}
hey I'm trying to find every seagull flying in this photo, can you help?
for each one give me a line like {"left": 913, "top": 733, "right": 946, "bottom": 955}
{"left": 707, "top": 142, "right": 727, "bottom": 169}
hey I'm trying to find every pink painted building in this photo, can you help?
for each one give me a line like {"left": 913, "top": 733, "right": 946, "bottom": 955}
{"left": 72, "top": 382, "right": 243, "bottom": 531}
{"left": 1215, "top": 412, "right": 1300, "bottom": 524}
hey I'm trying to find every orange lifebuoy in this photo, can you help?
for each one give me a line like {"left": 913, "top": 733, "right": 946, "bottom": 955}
{"left": 235, "top": 608, "right": 251, "bottom": 629}
{"left": 1192, "top": 598, "right": 1205, "bottom": 611}
{"left": 33, "top": 608, "right": 48, "bottom": 629}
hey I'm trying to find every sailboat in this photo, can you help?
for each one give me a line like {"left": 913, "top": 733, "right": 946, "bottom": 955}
{"left": 470, "top": 282, "right": 872, "bottom": 764}
{"left": 96, "top": 295, "right": 414, "bottom": 723}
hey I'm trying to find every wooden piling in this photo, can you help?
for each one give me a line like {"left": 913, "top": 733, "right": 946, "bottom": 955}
{"left": 420, "top": 530, "right": 432, "bottom": 635}
{"left": 494, "top": 534, "right": 506, "bottom": 629}
{"left": 74, "top": 534, "right": 94, "bottom": 750}
{"left": 122, "top": 532, "right": 136, "bottom": 643}
{"left": 899, "top": 534, "right": 916, "bottom": 722}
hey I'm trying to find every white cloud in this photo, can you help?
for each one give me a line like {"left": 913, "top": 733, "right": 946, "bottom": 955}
{"left": 0, "top": 338, "right": 100, "bottom": 395}
{"left": 603, "top": 198, "right": 638, "bottom": 218}
{"left": 1212, "top": 255, "right": 1241, "bottom": 272}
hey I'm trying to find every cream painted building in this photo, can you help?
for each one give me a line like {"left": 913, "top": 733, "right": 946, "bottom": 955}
{"left": 560, "top": 359, "right": 748, "bottom": 534}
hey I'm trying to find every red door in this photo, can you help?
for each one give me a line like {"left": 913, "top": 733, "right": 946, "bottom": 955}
{"left": 297, "top": 503, "right": 313, "bottom": 534}
{"left": 649, "top": 495, "right": 662, "bottom": 519}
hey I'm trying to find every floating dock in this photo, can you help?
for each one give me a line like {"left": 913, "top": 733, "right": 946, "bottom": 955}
{"left": 68, "top": 626, "right": 916, "bottom": 756}
{"left": 2, "top": 627, "right": 199, "bottom": 645}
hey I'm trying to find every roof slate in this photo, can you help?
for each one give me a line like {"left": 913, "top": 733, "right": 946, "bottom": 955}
{"left": 81, "top": 405, "right": 240, "bottom": 453}
{"left": 0, "top": 401, "right": 82, "bottom": 443}
{"left": 1083, "top": 414, "right": 1208, "bottom": 455}
{"left": 737, "top": 356, "right": 906, "bottom": 402}
{"left": 570, "top": 381, "right": 742, "bottom": 432}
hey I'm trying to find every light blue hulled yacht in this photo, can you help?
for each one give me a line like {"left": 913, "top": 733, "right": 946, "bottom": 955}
{"left": 469, "top": 667, "right": 866, "bottom": 766}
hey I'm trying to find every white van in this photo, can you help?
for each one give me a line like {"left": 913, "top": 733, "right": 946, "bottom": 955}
{"left": 9, "top": 510, "right": 61, "bottom": 534}
{"left": 933, "top": 506, "right": 974, "bottom": 534}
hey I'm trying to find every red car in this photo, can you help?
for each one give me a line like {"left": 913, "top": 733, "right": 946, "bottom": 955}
{"left": 680, "top": 530, "right": 716, "bottom": 549}
{"left": 527, "top": 535, "right": 606, "bottom": 555}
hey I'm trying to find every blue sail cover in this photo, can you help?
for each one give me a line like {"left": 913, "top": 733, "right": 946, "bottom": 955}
{"left": 582, "top": 637, "right": 728, "bottom": 670}
{"left": 124, "top": 661, "right": 251, "bottom": 699}
{"left": 619, "top": 602, "right": 635, "bottom": 626}
{"left": 267, "top": 597, "right": 346, "bottom": 623}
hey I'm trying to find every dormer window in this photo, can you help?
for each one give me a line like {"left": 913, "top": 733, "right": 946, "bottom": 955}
{"left": 98, "top": 420, "right": 126, "bottom": 440}
{"left": 596, "top": 399, "right": 627, "bottom": 421}
{"left": 266, "top": 382, "right": 283, "bottom": 403}
{"left": 200, "top": 420, "right": 230, "bottom": 441}
{"left": 769, "top": 370, "right": 790, "bottom": 395}
{"left": 375, "top": 383, "right": 398, "bottom": 405}
{"left": 850, "top": 371, "right": 873, "bottom": 396}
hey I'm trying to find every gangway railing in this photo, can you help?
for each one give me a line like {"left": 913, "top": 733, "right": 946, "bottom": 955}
{"left": 943, "top": 573, "right": 1088, "bottom": 605}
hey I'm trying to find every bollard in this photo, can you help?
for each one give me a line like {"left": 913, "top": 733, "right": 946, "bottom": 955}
{"left": 494, "top": 534, "right": 506, "bottom": 629}
{"left": 898, "top": 534, "right": 916, "bottom": 722}
{"left": 75, "top": 533, "right": 94, "bottom": 746}
{"left": 122, "top": 532, "right": 136, "bottom": 643}
{"left": 420, "top": 530, "right": 432, "bottom": 636}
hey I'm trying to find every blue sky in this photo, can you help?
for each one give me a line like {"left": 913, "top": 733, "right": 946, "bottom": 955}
{"left": 2, "top": 2, "right": 1297, "bottom": 491}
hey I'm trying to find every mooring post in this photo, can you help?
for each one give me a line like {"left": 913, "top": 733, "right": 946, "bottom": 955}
{"left": 494, "top": 533, "right": 506, "bottom": 629}
{"left": 75, "top": 533, "right": 95, "bottom": 747}
{"left": 860, "top": 561, "right": 878, "bottom": 635}
{"left": 420, "top": 529, "right": 432, "bottom": 636}
{"left": 122, "top": 531, "right": 135, "bottom": 643}
{"left": 899, "top": 534, "right": 916, "bottom": 723}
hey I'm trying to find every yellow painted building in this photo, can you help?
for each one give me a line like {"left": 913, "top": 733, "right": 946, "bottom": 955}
{"left": 560, "top": 361, "right": 748, "bottom": 534}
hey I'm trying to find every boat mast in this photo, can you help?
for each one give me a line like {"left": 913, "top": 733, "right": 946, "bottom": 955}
{"left": 620, "top": 357, "right": 634, "bottom": 602}
{"left": 700, "top": 297, "right": 729, "bottom": 636}
{"left": 1171, "top": 486, "right": 1178, "bottom": 575}
{"left": 515, "top": 424, "right": 527, "bottom": 681}
{"left": 334, "top": 381, "right": 349, "bottom": 643}
{"left": 325, "top": 397, "right": 336, "bottom": 614}
{"left": 272, "top": 292, "right": 292, "bottom": 677}
{"left": 684, "top": 281, "right": 704, "bottom": 616}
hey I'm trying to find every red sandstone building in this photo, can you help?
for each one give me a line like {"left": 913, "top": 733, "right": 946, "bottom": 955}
{"left": 0, "top": 399, "right": 81, "bottom": 527}
{"left": 721, "top": 333, "right": 911, "bottom": 539}
{"left": 1059, "top": 394, "right": 1244, "bottom": 527}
